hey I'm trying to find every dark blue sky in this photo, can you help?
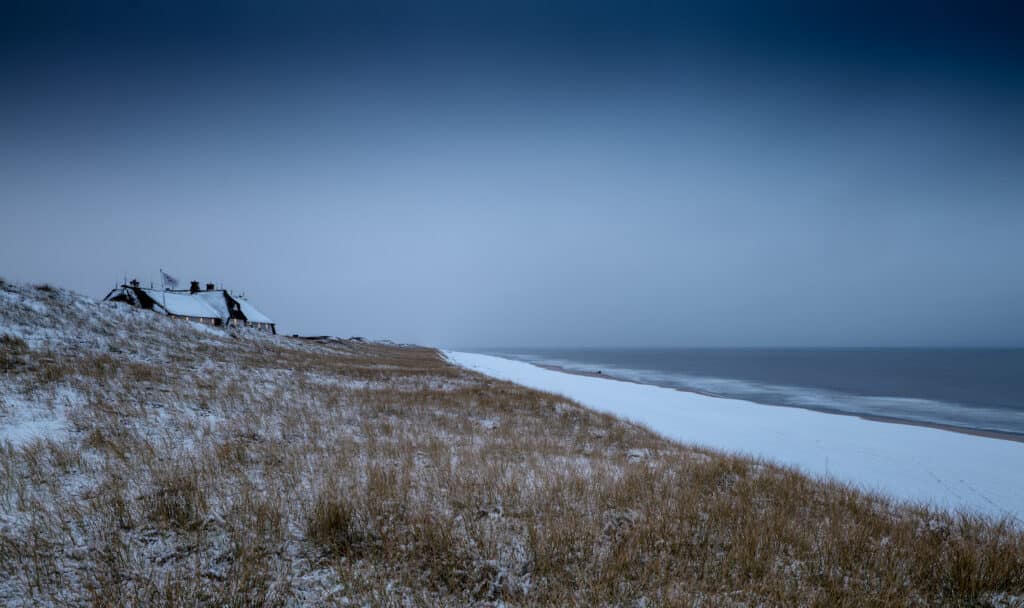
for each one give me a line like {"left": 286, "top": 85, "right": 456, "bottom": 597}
{"left": 2, "top": 1, "right": 1023, "bottom": 346}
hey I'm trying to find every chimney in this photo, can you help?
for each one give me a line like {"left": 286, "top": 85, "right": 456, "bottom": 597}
{"left": 189, "top": 280, "right": 200, "bottom": 294}
{"left": 205, "top": 283, "right": 215, "bottom": 291}
{"left": 129, "top": 279, "right": 140, "bottom": 288}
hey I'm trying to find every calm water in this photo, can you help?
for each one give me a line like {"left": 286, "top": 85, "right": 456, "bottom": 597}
{"left": 482, "top": 348, "right": 1024, "bottom": 436}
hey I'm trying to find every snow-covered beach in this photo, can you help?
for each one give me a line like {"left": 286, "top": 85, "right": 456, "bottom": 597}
{"left": 447, "top": 351, "right": 1024, "bottom": 523}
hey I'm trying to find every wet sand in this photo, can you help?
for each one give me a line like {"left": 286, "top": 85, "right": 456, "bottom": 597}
{"left": 537, "top": 363, "right": 1024, "bottom": 444}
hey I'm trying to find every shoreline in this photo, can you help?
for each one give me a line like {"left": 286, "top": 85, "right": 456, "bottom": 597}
{"left": 451, "top": 350, "right": 1024, "bottom": 521}
{"left": 536, "top": 363, "right": 1024, "bottom": 444}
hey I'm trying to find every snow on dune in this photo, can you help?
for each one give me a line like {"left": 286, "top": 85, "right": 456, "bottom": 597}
{"left": 0, "top": 391, "right": 70, "bottom": 448}
{"left": 0, "top": 417, "right": 66, "bottom": 447}
{"left": 447, "top": 351, "right": 1024, "bottom": 522}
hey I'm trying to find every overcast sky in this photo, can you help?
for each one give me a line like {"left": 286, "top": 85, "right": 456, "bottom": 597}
{"left": 2, "top": 1, "right": 1023, "bottom": 347}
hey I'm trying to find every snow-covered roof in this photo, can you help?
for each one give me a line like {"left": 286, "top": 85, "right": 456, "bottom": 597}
{"left": 108, "top": 285, "right": 273, "bottom": 326}
{"left": 236, "top": 298, "right": 273, "bottom": 324}
{"left": 139, "top": 288, "right": 222, "bottom": 319}
{"left": 193, "top": 291, "right": 232, "bottom": 320}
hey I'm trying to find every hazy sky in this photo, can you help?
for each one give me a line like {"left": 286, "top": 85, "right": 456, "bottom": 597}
{"left": 3, "top": 1, "right": 1023, "bottom": 347}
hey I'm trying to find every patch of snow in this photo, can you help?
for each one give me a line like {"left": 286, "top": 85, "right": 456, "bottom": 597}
{"left": 0, "top": 417, "right": 66, "bottom": 447}
{"left": 0, "top": 325, "right": 26, "bottom": 340}
{"left": 0, "top": 388, "right": 75, "bottom": 448}
{"left": 626, "top": 448, "right": 651, "bottom": 462}
{"left": 447, "top": 351, "right": 1024, "bottom": 523}
{"left": 0, "top": 290, "right": 48, "bottom": 314}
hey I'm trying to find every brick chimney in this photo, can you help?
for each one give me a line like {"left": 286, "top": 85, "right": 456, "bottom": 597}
{"left": 189, "top": 280, "right": 200, "bottom": 294}
{"left": 205, "top": 283, "right": 215, "bottom": 291}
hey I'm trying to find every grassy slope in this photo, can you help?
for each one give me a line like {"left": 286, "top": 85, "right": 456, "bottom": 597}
{"left": 0, "top": 280, "right": 1022, "bottom": 607}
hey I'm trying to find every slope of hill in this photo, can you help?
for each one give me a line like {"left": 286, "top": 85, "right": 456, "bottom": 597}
{"left": 1, "top": 279, "right": 1022, "bottom": 607}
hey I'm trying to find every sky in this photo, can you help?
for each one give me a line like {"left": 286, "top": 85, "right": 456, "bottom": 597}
{"left": 2, "top": 1, "right": 1023, "bottom": 347}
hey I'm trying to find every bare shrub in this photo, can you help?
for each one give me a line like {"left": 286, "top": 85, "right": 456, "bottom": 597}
{"left": 145, "top": 463, "right": 208, "bottom": 530}
{"left": 307, "top": 484, "right": 367, "bottom": 557}
{"left": 1, "top": 333, "right": 28, "bottom": 372}
{"left": 88, "top": 475, "right": 136, "bottom": 531}
{"left": 32, "top": 353, "right": 73, "bottom": 385}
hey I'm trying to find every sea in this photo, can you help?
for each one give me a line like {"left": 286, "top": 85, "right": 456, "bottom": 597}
{"left": 479, "top": 348, "right": 1024, "bottom": 438}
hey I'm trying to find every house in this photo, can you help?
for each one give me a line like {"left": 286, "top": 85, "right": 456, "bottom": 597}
{"left": 104, "top": 279, "right": 276, "bottom": 334}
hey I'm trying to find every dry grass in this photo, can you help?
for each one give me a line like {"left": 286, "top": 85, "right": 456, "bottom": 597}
{"left": 0, "top": 282, "right": 1023, "bottom": 607}
{"left": 1, "top": 333, "right": 29, "bottom": 372}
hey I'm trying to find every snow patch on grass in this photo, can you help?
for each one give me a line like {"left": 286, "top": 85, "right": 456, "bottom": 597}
{"left": 0, "top": 416, "right": 66, "bottom": 447}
